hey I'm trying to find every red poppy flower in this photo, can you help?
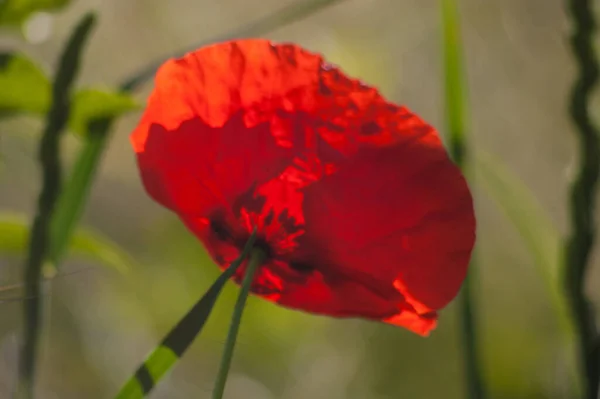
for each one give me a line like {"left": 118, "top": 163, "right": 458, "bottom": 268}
{"left": 131, "top": 39, "right": 475, "bottom": 336}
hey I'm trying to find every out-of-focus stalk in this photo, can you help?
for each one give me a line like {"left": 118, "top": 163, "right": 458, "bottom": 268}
{"left": 440, "top": 1, "right": 487, "bottom": 398}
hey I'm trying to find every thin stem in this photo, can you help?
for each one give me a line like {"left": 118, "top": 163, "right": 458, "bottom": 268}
{"left": 564, "top": 1, "right": 600, "bottom": 398}
{"left": 458, "top": 269, "right": 485, "bottom": 399}
{"left": 440, "top": 0, "right": 486, "bottom": 397}
{"left": 15, "top": 13, "right": 96, "bottom": 399}
{"left": 113, "top": 229, "right": 258, "bottom": 399}
{"left": 120, "top": 0, "right": 345, "bottom": 91}
{"left": 211, "top": 248, "right": 266, "bottom": 399}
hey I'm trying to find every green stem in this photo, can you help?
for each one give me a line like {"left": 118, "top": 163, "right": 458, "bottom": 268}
{"left": 564, "top": 1, "right": 600, "bottom": 398}
{"left": 211, "top": 248, "right": 266, "bottom": 399}
{"left": 459, "top": 268, "right": 485, "bottom": 399}
{"left": 440, "top": 1, "right": 486, "bottom": 398}
{"left": 120, "top": 0, "right": 345, "bottom": 91}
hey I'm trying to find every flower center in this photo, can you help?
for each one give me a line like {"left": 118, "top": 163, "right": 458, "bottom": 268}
{"left": 208, "top": 213, "right": 315, "bottom": 275}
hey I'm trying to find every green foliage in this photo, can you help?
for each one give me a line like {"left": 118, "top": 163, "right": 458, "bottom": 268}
{"left": 0, "top": 0, "right": 70, "bottom": 27}
{"left": 0, "top": 52, "right": 50, "bottom": 117}
{"left": 0, "top": 58, "right": 137, "bottom": 268}
{"left": 0, "top": 213, "right": 133, "bottom": 273}
{"left": 69, "top": 88, "right": 139, "bottom": 136}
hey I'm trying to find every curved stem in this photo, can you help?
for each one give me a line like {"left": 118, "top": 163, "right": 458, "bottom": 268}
{"left": 211, "top": 248, "right": 266, "bottom": 399}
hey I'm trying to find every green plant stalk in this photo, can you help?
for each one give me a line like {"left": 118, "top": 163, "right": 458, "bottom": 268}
{"left": 564, "top": 1, "right": 600, "bottom": 398}
{"left": 114, "top": 230, "right": 257, "bottom": 399}
{"left": 458, "top": 268, "right": 485, "bottom": 399}
{"left": 15, "top": 13, "right": 97, "bottom": 399}
{"left": 441, "top": 1, "right": 486, "bottom": 398}
{"left": 49, "top": 0, "right": 345, "bottom": 271}
{"left": 212, "top": 248, "right": 266, "bottom": 399}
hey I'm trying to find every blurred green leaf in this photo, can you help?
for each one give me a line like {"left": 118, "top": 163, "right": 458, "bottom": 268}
{"left": 0, "top": 213, "right": 132, "bottom": 273}
{"left": 0, "top": 57, "right": 138, "bottom": 132}
{"left": 0, "top": 0, "right": 70, "bottom": 27}
{"left": 0, "top": 52, "right": 50, "bottom": 117}
{"left": 69, "top": 88, "right": 139, "bottom": 136}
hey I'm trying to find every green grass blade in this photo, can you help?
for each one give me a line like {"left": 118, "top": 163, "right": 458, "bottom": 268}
{"left": 113, "top": 230, "right": 257, "bottom": 399}
{"left": 16, "top": 12, "right": 97, "bottom": 399}
{"left": 0, "top": 213, "right": 134, "bottom": 273}
{"left": 475, "top": 151, "right": 561, "bottom": 284}
{"left": 475, "top": 149, "right": 582, "bottom": 396}
{"left": 440, "top": 1, "right": 486, "bottom": 398}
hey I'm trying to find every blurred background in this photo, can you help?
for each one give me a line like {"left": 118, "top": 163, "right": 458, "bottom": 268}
{"left": 1, "top": 0, "right": 599, "bottom": 398}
